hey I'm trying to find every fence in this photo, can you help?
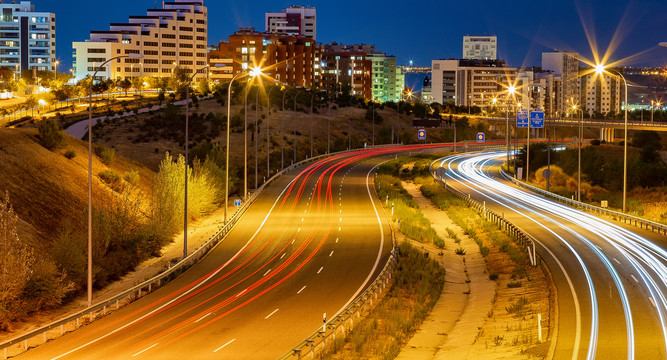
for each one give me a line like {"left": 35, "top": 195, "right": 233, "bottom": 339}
{"left": 501, "top": 170, "right": 667, "bottom": 236}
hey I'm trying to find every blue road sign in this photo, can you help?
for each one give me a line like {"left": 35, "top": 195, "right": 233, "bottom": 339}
{"left": 530, "top": 111, "right": 545, "bottom": 128}
{"left": 517, "top": 110, "right": 529, "bottom": 128}
{"left": 234, "top": 199, "right": 242, "bottom": 207}
{"left": 418, "top": 129, "right": 426, "bottom": 140}
{"left": 476, "top": 132, "right": 485, "bottom": 143}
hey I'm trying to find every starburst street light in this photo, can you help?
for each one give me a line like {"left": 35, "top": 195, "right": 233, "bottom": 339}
{"left": 660, "top": 42, "right": 667, "bottom": 47}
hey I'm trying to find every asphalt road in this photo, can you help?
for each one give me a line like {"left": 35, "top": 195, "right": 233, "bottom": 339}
{"left": 19, "top": 148, "right": 400, "bottom": 360}
{"left": 437, "top": 151, "right": 667, "bottom": 360}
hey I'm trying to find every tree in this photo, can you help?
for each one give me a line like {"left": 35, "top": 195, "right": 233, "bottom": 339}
{"left": 38, "top": 118, "right": 66, "bottom": 150}
{"left": 196, "top": 78, "right": 210, "bottom": 95}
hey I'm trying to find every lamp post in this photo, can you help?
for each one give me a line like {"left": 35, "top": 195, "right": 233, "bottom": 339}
{"left": 53, "top": 60, "right": 59, "bottom": 83}
{"left": 267, "top": 85, "right": 279, "bottom": 178}
{"left": 597, "top": 64, "right": 629, "bottom": 212}
{"left": 226, "top": 72, "right": 244, "bottom": 224}
{"left": 293, "top": 90, "right": 302, "bottom": 164}
{"left": 183, "top": 65, "right": 211, "bottom": 260}
{"left": 87, "top": 53, "right": 143, "bottom": 306}
{"left": 573, "top": 105, "right": 583, "bottom": 202}
{"left": 282, "top": 86, "right": 298, "bottom": 169}
{"left": 255, "top": 86, "right": 259, "bottom": 189}
{"left": 309, "top": 90, "right": 322, "bottom": 158}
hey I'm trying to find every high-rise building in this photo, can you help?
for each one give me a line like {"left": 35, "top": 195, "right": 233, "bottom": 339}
{"left": 0, "top": 1, "right": 55, "bottom": 74}
{"left": 463, "top": 35, "right": 497, "bottom": 60}
{"left": 542, "top": 51, "right": 579, "bottom": 115}
{"left": 208, "top": 27, "right": 321, "bottom": 88}
{"left": 368, "top": 53, "right": 404, "bottom": 103}
{"left": 431, "top": 59, "right": 515, "bottom": 107}
{"left": 579, "top": 70, "right": 623, "bottom": 116}
{"left": 265, "top": 5, "right": 316, "bottom": 40}
{"left": 73, "top": 0, "right": 207, "bottom": 82}
{"left": 321, "top": 43, "right": 373, "bottom": 100}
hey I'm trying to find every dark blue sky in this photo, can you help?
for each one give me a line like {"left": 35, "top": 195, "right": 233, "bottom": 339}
{"left": 40, "top": 0, "right": 667, "bottom": 70}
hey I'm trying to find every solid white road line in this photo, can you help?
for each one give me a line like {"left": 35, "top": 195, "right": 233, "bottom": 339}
{"left": 265, "top": 309, "right": 279, "bottom": 319}
{"left": 195, "top": 313, "right": 212, "bottom": 323}
{"left": 297, "top": 286, "right": 307, "bottom": 294}
{"left": 213, "top": 339, "right": 236, "bottom": 353}
{"left": 132, "top": 343, "right": 158, "bottom": 357}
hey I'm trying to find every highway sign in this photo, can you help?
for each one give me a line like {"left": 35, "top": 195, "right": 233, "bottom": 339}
{"left": 517, "top": 110, "right": 529, "bottom": 128}
{"left": 476, "top": 132, "right": 485, "bottom": 143}
{"left": 234, "top": 199, "right": 242, "bottom": 207}
{"left": 418, "top": 129, "right": 426, "bottom": 140}
{"left": 530, "top": 111, "right": 545, "bottom": 128}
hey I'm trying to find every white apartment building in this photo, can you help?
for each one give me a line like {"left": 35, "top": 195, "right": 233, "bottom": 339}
{"left": 0, "top": 1, "right": 55, "bottom": 74}
{"left": 265, "top": 5, "right": 316, "bottom": 41}
{"left": 579, "top": 71, "right": 623, "bottom": 116}
{"left": 463, "top": 35, "right": 497, "bottom": 60}
{"left": 542, "top": 51, "right": 579, "bottom": 115}
{"left": 431, "top": 59, "right": 515, "bottom": 108}
{"left": 368, "top": 53, "right": 404, "bottom": 103}
{"left": 73, "top": 0, "right": 207, "bottom": 82}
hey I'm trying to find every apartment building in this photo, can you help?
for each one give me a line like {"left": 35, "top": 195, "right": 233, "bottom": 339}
{"left": 207, "top": 27, "right": 321, "bottom": 88}
{"left": 0, "top": 1, "right": 55, "bottom": 74}
{"left": 321, "top": 43, "right": 373, "bottom": 100}
{"left": 431, "top": 59, "right": 515, "bottom": 108}
{"left": 368, "top": 53, "right": 404, "bottom": 103}
{"left": 265, "top": 5, "right": 316, "bottom": 40}
{"left": 579, "top": 69, "right": 623, "bottom": 116}
{"left": 463, "top": 35, "right": 497, "bottom": 60}
{"left": 73, "top": 0, "right": 207, "bottom": 82}
{"left": 542, "top": 51, "right": 580, "bottom": 115}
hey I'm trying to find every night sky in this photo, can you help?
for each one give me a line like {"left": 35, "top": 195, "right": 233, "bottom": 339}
{"left": 38, "top": 0, "right": 667, "bottom": 70}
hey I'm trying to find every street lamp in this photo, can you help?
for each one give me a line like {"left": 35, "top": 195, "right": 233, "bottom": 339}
{"left": 282, "top": 86, "right": 298, "bottom": 169}
{"left": 596, "top": 63, "right": 629, "bottom": 212}
{"left": 573, "top": 104, "right": 583, "bottom": 202}
{"left": 54, "top": 60, "right": 59, "bottom": 82}
{"left": 183, "top": 64, "right": 213, "bottom": 260}
{"left": 267, "top": 84, "right": 279, "bottom": 179}
{"left": 87, "top": 53, "right": 143, "bottom": 306}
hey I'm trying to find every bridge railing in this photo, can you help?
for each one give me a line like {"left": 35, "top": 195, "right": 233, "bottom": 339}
{"left": 0, "top": 144, "right": 400, "bottom": 359}
{"left": 500, "top": 170, "right": 667, "bottom": 236}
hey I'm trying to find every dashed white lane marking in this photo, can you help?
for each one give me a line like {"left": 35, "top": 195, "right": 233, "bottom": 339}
{"left": 298, "top": 227, "right": 301, "bottom": 232}
{"left": 329, "top": 251, "right": 334, "bottom": 257}
{"left": 631, "top": 275, "right": 638, "bottom": 283}
{"left": 340, "top": 209, "right": 342, "bottom": 213}
{"left": 265, "top": 309, "right": 279, "bottom": 319}
{"left": 317, "top": 267, "right": 323, "bottom": 274}
{"left": 132, "top": 343, "right": 158, "bottom": 357}
{"left": 301, "top": 218, "right": 304, "bottom": 222}
{"left": 305, "top": 210, "right": 307, "bottom": 213}
{"left": 650, "top": 297, "right": 657, "bottom": 308}
{"left": 338, "top": 227, "right": 341, "bottom": 231}
{"left": 235, "top": 288, "right": 247, "bottom": 298}
{"left": 281, "top": 253, "right": 286, "bottom": 259}
{"left": 613, "top": 258, "right": 621, "bottom": 265}
{"left": 195, "top": 313, "right": 212, "bottom": 323}
{"left": 291, "top": 239, "right": 295, "bottom": 245}
{"left": 264, "top": 269, "right": 272, "bottom": 277}
{"left": 213, "top": 339, "right": 236, "bottom": 353}
{"left": 339, "top": 217, "right": 342, "bottom": 222}
{"left": 297, "top": 286, "right": 307, "bottom": 294}
{"left": 336, "top": 238, "right": 339, "bottom": 243}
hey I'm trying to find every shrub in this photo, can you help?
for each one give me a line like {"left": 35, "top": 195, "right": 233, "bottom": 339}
{"left": 123, "top": 170, "right": 140, "bottom": 186}
{"left": 489, "top": 273, "right": 499, "bottom": 281}
{"left": 455, "top": 247, "right": 467, "bottom": 255}
{"left": 95, "top": 145, "right": 116, "bottom": 165}
{"left": 38, "top": 118, "right": 66, "bottom": 150}
{"left": 64, "top": 149, "right": 76, "bottom": 159}
{"left": 99, "top": 170, "right": 122, "bottom": 191}
{"left": 507, "top": 281, "right": 523, "bottom": 288}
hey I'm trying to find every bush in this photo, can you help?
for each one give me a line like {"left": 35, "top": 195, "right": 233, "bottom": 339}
{"left": 489, "top": 273, "right": 499, "bottom": 281}
{"left": 507, "top": 281, "right": 523, "bottom": 288}
{"left": 123, "top": 170, "right": 140, "bottom": 186}
{"left": 64, "top": 149, "right": 76, "bottom": 159}
{"left": 99, "top": 170, "right": 122, "bottom": 191}
{"left": 95, "top": 145, "right": 116, "bottom": 166}
{"left": 455, "top": 247, "right": 467, "bottom": 255}
{"left": 38, "top": 118, "right": 66, "bottom": 150}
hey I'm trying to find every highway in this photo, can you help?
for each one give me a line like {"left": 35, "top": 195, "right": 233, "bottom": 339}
{"left": 437, "top": 151, "right": 667, "bottom": 360}
{"left": 18, "top": 148, "right": 399, "bottom": 360}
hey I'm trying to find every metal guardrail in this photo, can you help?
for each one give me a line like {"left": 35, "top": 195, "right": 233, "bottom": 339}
{"left": 0, "top": 145, "right": 384, "bottom": 359}
{"left": 501, "top": 169, "right": 667, "bottom": 236}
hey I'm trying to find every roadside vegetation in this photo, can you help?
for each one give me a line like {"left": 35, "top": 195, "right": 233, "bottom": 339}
{"left": 321, "top": 241, "right": 444, "bottom": 360}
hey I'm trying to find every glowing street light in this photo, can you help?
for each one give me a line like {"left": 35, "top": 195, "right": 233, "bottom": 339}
{"left": 594, "top": 62, "right": 629, "bottom": 212}
{"left": 660, "top": 42, "right": 667, "bottom": 47}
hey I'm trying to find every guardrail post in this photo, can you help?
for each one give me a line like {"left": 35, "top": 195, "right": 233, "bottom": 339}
{"left": 43, "top": 332, "right": 46, "bottom": 343}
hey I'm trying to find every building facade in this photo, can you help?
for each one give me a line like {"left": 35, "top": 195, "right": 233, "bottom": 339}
{"left": 0, "top": 1, "right": 55, "bottom": 74}
{"left": 463, "top": 35, "right": 497, "bottom": 60}
{"left": 542, "top": 51, "right": 579, "bottom": 115}
{"left": 431, "top": 59, "right": 515, "bottom": 108}
{"left": 73, "top": 0, "right": 207, "bottom": 82}
{"left": 578, "top": 70, "right": 623, "bottom": 116}
{"left": 265, "top": 5, "right": 316, "bottom": 40}
{"left": 368, "top": 53, "right": 404, "bottom": 103}
{"left": 321, "top": 43, "right": 373, "bottom": 100}
{"left": 208, "top": 27, "right": 321, "bottom": 88}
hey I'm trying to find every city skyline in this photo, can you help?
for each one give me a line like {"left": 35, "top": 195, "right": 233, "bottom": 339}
{"left": 36, "top": 0, "right": 667, "bottom": 71}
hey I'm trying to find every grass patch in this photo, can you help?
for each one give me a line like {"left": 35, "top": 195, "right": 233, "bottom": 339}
{"left": 321, "top": 241, "right": 444, "bottom": 360}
